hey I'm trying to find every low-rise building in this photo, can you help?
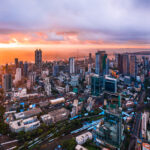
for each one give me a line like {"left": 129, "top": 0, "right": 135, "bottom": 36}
{"left": 9, "top": 116, "right": 40, "bottom": 133}
{"left": 49, "top": 97, "right": 65, "bottom": 105}
{"left": 75, "top": 145, "right": 88, "bottom": 150}
{"left": 41, "top": 114, "right": 52, "bottom": 125}
{"left": 76, "top": 132, "right": 92, "bottom": 145}
{"left": 48, "top": 108, "right": 69, "bottom": 123}
{"left": 15, "top": 108, "right": 42, "bottom": 119}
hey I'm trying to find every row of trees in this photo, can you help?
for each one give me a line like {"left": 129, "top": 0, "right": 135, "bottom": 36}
{"left": 0, "top": 105, "right": 10, "bottom": 135}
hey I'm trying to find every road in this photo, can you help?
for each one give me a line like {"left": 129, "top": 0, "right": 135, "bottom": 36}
{"left": 128, "top": 91, "right": 145, "bottom": 150}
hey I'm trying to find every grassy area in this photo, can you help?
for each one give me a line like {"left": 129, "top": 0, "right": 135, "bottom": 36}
{"left": 83, "top": 140, "right": 100, "bottom": 150}
{"left": 85, "top": 145, "right": 100, "bottom": 150}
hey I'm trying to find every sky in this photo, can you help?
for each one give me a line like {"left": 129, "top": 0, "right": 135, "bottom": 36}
{"left": 0, "top": 0, "right": 150, "bottom": 50}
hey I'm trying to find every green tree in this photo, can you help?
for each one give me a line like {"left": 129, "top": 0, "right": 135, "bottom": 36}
{"left": 61, "top": 138, "right": 76, "bottom": 150}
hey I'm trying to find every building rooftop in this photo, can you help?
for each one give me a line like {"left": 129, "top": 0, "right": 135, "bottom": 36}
{"left": 15, "top": 108, "right": 42, "bottom": 119}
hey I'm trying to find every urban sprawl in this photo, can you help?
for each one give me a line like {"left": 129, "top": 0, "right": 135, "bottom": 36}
{"left": 0, "top": 50, "right": 150, "bottom": 150}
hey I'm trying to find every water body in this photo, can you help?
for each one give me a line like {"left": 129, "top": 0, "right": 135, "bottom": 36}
{"left": 0, "top": 48, "right": 150, "bottom": 65}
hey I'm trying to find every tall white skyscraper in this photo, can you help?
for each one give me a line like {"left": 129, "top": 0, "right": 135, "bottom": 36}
{"left": 14, "top": 68, "right": 22, "bottom": 83}
{"left": 69, "top": 57, "right": 75, "bottom": 74}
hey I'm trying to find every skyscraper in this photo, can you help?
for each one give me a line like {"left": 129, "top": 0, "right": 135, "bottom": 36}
{"left": 24, "top": 62, "right": 28, "bottom": 77}
{"left": 2, "top": 74, "right": 12, "bottom": 92}
{"left": 5, "top": 64, "right": 8, "bottom": 74}
{"left": 19, "top": 61, "right": 24, "bottom": 76}
{"left": 89, "top": 53, "right": 92, "bottom": 64}
{"left": 122, "top": 54, "right": 129, "bottom": 75}
{"left": 104, "top": 76, "right": 117, "bottom": 93}
{"left": 15, "top": 58, "right": 19, "bottom": 67}
{"left": 118, "top": 54, "right": 123, "bottom": 74}
{"left": 91, "top": 74, "right": 104, "bottom": 96}
{"left": 93, "top": 96, "right": 123, "bottom": 149}
{"left": 35, "top": 49, "right": 42, "bottom": 66}
{"left": 130, "top": 55, "right": 137, "bottom": 77}
{"left": 106, "top": 58, "right": 110, "bottom": 75}
{"left": 69, "top": 57, "right": 75, "bottom": 74}
{"left": 14, "top": 68, "right": 22, "bottom": 84}
{"left": 95, "top": 51, "right": 107, "bottom": 75}
{"left": 53, "top": 64, "right": 59, "bottom": 76}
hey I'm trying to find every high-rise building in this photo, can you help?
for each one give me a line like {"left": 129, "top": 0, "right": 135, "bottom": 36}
{"left": 44, "top": 77, "right": 51, "bottom": 96}
{"left": 93, "top": 98, "right": 123, "bottom": 149}
{"left": 35, "top": 49, "right": 42, "bottom": 66}
{"left": 53, "top": 64, "right": 59, "bottom": 76}
{"left": 142, "top": 112, "right": 149, "bottom": 139}
{"left": 122, "top": 54, "right": 129, "bottom": 75}
{"left": 104, "top": 76, "right": 117, "bottom": 93}
{"left": 106, "top": 58, "right": 110, "bottom": 75}
{"left": 24, "top": 62, "right": 28, "bottom": 77}
{"left": 5, "top": 64, "right": 8, "bottom": 74}
{"left": 89, "top": 53, "right": 92, "bottom": 64}
{"left": 91, "top": 74, "right": 104, "bottom": 96}
{"left": 130, "top": 55, "right": 137, "bottom": 77}
{"left": 69, "top": 57, "right": 75, "bottom": 74}
{"left": 95, "top": 51, "right": 107, "bottom": 75}
{"left": 19, "top": 61, "right": 24, "bottom": 76}
{"left": 15, "top": 58, "right": 19, "bottom": 67}
{"left": 28, "top": 72, "right": 36, "bottom": 85}
{"left": 88, "top": 64, "right": 92, "bottom": 73}
{"left": 115, "top": 54, "right": 119, "bottom": 66}
{"left": 2, "top": 74, "right": 12, "bottom": 92}
{"left": 14, "top": 68, "right": 22, "bottom": 83}
{"left": 118, "top": 54, "right": 123, "bottom": 74}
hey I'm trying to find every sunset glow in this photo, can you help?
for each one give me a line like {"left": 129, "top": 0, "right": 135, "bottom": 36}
{"left": 0, "top": 0, "right": 150, "bottom": 64}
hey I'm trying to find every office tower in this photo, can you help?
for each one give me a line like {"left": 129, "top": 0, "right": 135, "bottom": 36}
{"left": 130, "top": 55, "right": 137, "bottom": 78}
{"left": 115, "top": 54, "right": 119, "bottom": 66}
{"left": 24, "top": 62, "right": 28, "bottom": 77}
{"left": 14, "top": 68, "right": 22, "bottom": 83}
{"left": 89, "top": 53, "right": 92, "bottom": 64}
{"left": 35, "top": 49, "right": 42, "bottom": 66}
{"left": 95, "top": 51, "right": 107, "bottom": 75}
{"left": 91, "top": 74, "right": 104, "bottom": 96}
{"left": 19, "top": 61, "right": 24, "bottom": 76}
{"left": 118, "top": 54, "right": 123, "bottom": 74}
{"left": 93, "top": 97, "right": 123, "bottom": 149}
{"left": 122, "top": 54, "right": 129, "bottom": 75}
{"left": 106, "top": 58, "right": 109, "bottom": 75}
{"left": 69, "top": 57, "right": 75, "bottom": 74}
{"left": 5, "top": 64, "right": 8, "bottom": 73}
{"left": 28, "top": 72, "right": 36, "bottom": 85}
{"left": 44, "top": 77, "right": 51, "bottom": 96}
{"left": 88, "top": 64, "right": 92, "bottom": 73}
{"left": 19, "top": 61, "right": 23, "bottom": 67}
{"left": 104, "top": 76, "right": 117, "bottom": 93}
{"left": 15, "top": 58, "right": 19, "bottom": 67}
{"left": 2, "top": 74, "right": 12, "bottom": 92}
{"left": 53, "top": 64, "right": 59, "bottom": 76}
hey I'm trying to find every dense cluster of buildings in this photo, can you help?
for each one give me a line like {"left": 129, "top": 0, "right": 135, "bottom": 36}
{"left": 0, "top": 49, "right": 150, "bottom": 150}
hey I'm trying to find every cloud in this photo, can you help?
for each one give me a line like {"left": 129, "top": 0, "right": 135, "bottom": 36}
{"left": 0, "top": 0, "right": 150, "bottom": 45}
